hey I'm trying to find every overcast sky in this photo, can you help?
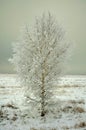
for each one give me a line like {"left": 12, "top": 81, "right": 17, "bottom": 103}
{"left": 0, "top": 0, "right": 86, "bottom": 74}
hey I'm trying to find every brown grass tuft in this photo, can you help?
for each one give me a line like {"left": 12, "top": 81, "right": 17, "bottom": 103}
{"left": 0, "top": 110, "right": 3, "bottom": 118}
{"left": 73, "top": 107, "right": 85, "bottom": 113}
{"left": 1, "top": 103, "right": 18, "bottom": 109}
{"left": 74, "top": 122, "right": 86, "bottom": 128}
{"left": 30, "top": 128, "right": 57, "bottom": 130}
{"left": 68, "top": 99, "right": 85, "bottom": 104}
{"left": 62, "top": 126, "right": 70, "bottom": 130}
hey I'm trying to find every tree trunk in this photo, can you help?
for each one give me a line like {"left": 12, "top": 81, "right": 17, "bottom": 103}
{"left": 41, "top": 72, "right": 46, "bottom": 117}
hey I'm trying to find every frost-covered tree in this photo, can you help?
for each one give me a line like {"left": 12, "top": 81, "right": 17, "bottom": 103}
{"left": 10, "top": 13, "right": 71, "bottom": 118}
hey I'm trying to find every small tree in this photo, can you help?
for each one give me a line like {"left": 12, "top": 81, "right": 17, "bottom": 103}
{"left": 10, "top": 13, "right": 71, "bottom": 118}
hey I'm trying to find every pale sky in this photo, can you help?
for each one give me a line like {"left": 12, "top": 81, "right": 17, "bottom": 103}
{"left": 0, "top": 0, "right": 86, "bottom": 74}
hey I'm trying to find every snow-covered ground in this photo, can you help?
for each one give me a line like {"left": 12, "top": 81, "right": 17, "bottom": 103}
{"left": 0, "top": 74, "right": 86, "bottom": 130}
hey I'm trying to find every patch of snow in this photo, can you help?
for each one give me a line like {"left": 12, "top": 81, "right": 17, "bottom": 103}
{"left": 0, "top": 74, "right": 86, "bottom": 130}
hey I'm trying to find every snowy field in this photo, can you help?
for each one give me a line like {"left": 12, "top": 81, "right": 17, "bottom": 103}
{"left": 0, "top": 74, "right": 86, "bottom": 130}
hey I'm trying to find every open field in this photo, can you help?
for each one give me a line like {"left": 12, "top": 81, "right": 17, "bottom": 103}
{"left": 0, "top": 74, "right": 86, "bottom": 130}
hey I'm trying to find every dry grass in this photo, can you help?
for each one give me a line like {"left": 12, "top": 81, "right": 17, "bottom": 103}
{"left": 59, "top": 85, "right": 81, "bottom": 88}
{"left": 61, "top": 105, "right": 85, "bottom": 113}
{"left": 0, "top": 110, "right": 3, "bottom": 118}
{"left": 30, "top": 128, "right": 57, "bottom": 130}
{"left": 73, "top": 106, "right": 85, "bottom": 113}
{"left": 62, "top": 126, "right": 70, "bottom": 130}
{"left": 62, "top": 122, "right": 86, "bottom": 129}
{"left": 1, "top": 103, "right": 18, "bottom": 109}
{"left": 74, "top": 122, "right": 86, "bottom": 128}
{"left": 68, "top": 99, "right": 85, "bottom": 104}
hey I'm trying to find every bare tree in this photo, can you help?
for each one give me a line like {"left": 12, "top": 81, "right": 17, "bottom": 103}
{"left": 10, "top": 13, "right": 71, "bottom": 118}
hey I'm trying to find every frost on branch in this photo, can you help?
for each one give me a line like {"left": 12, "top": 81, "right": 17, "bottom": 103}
{"left": 10, "top": 13, "right": 71, "bottom": 118}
